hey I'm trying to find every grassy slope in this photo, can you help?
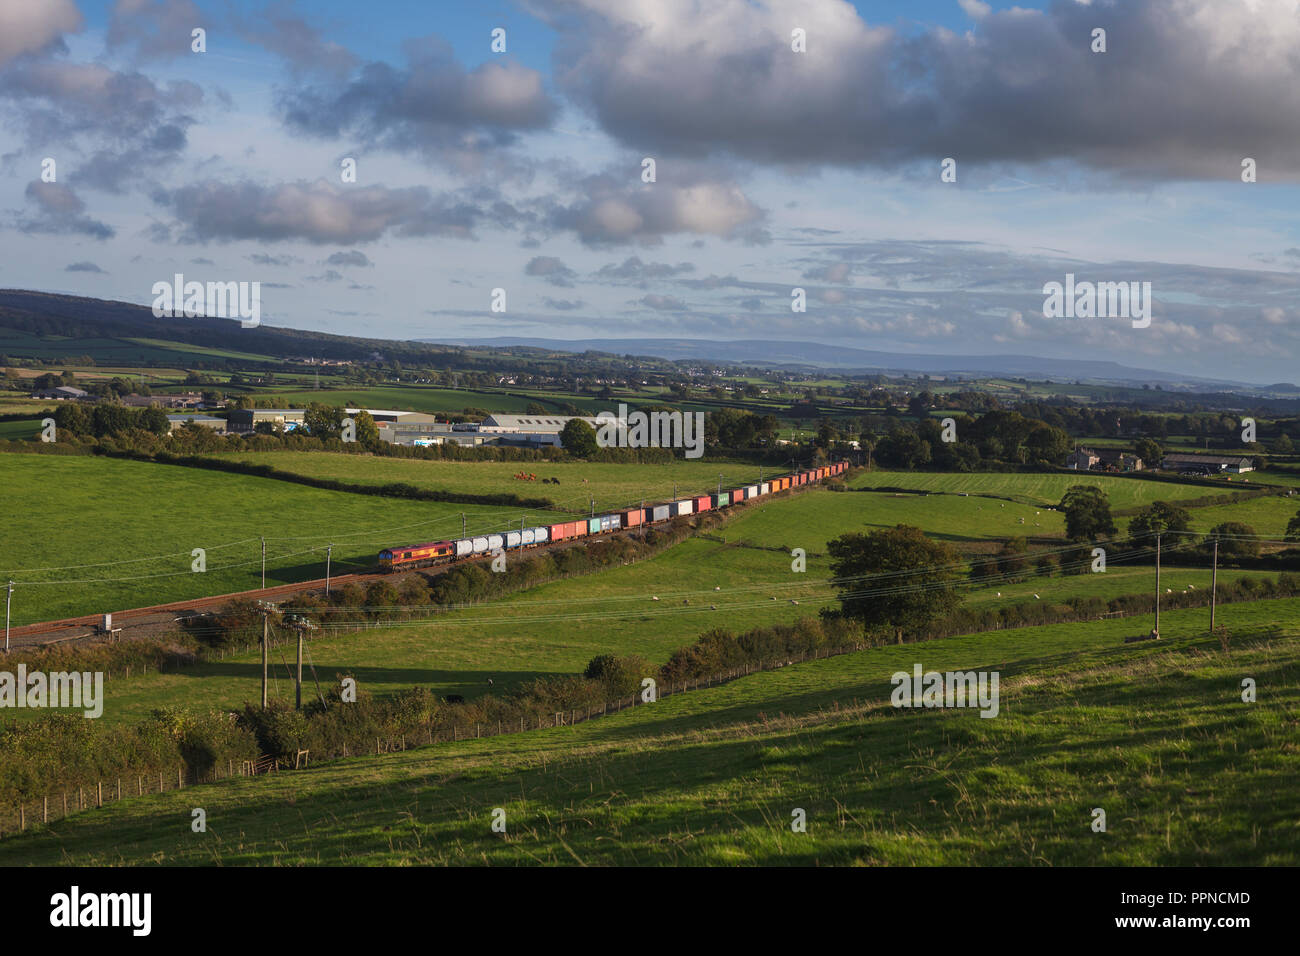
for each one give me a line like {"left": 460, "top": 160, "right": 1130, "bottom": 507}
{"left": 203, "top": 450, "right": 781, "bottom": 517}
{"left": 0, "top": 455, "right": 525, "bottom": 625}
{"left": 847, "top": 470, "right": 1227, "bottom": 510}
{"left": 2, "top": 598, "right": 1296, "bottom": 865}
{"left": 6, "top": 478, "right": 1279, "bottom": 728}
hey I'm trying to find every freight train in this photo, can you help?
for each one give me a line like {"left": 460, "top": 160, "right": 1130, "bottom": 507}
{"left": 377, "top": 461, "right": 848, "bottom": 571}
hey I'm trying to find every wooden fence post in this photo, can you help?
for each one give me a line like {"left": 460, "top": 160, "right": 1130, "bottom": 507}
{"left": 43, "top": 797, "right": 48, "bottom": 824}
{"left": 117, "top": 779, "right": 121, "bottom": 801}
{"left": 97, "top": 782, "right": 102, "bottom": 808}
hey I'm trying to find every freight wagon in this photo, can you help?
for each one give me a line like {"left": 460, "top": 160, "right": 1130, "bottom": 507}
{"left": 379, "top": 461, "right": 849, "bottom": 571}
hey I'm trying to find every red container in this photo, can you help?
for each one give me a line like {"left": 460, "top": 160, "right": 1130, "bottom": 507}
{"left": 618, "top": 508, "right": 643, "bottom": 528}
{"left": 693, "top": 495, "right": 712, "bottom": 512}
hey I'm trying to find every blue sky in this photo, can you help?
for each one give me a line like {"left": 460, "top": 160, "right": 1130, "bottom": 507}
{"left": 2, "top": 0, "right": 1299, "bottom": 383}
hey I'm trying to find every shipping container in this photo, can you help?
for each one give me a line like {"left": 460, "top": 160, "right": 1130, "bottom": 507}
{"left": 760, "top": 482, "right": 770, "bottom": 495}
{"left": 650, "top": 504, "right": 670, "bottom": 522}
{"left": 618, "top": 508, "right": 643, "bottom": 528}
{"left": 506, "top": 531, "right": 522, "bottom": 549}
{"left": 487, "top": 534, "right": 504, "bottom": 551}
{"left": 455, "top": 539, "right": 473, "bottom": 557}
{"left": 471, "top": 536, "right": 490, "bottom": 554}
{"left": 693, "top": 495, "right": 712, "bottom": 512}
{"left": 521, "top": 529, "right": 535, "bottom": 546}
{"left": 534, "top": 527, "right": 549, "bottom": 544}
{"left": 599, "top": 514, "right": 621, "bottom": 532}
{"left": 548, "top": 522, "right": 568, "bottom": 542}
{"left": 712, "top": 493, "right": 728, "bottom": 508}
{"left": 670, "top": 499, "right": 693, "bottom": 517}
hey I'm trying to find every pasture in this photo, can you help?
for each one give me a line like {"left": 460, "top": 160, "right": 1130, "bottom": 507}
{"left": 0, "top": 454, "right": 525, "bottom": 625}
{"left": 3, "top": 599, "right": 1296, "bottom": 865}
{"left": 846, "top": 469, "right": 1218, "bottom": 510}
{"left": 5, "top": 469, "right": 1281, "bottom": 728}
{"left": 203, "top": 450, "right": 779, "bottom": 517}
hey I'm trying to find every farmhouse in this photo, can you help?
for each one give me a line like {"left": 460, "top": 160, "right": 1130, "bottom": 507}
{"left": 1161, "top": 453, "right": 1255, "bottom": 475}
{"left": 1067, "top": 447, "right": 1143, "bottom": 472}
{"left": 1066, "top": 447, "right": 1100, "bottom": 470}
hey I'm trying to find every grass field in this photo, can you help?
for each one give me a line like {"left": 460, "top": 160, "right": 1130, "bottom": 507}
{"left": 848, "top": 469, "right": 1236, "bottom": 511}
{"left": 0, "top": 419, "right": 39, "bottom": 440}
{"left": 0, "top": 455, "right": 526, "bottom": 625}
{"left": 4, "top": 473, "right": 1280, "bottom": 728}
{"left": 204, "top": 450, "right": 782, "bottom": 516}
{"left": 3, "top": 598, "right": 1296, "bottom": 865}
{"left": 251, "top": 387, "right": 585, "bottom": 415}
{"left": 1183, "top": 495, "right": 1300, "bottom": 537}
{"left": 725, "top": 489, "right": 1065, "bottom": 546}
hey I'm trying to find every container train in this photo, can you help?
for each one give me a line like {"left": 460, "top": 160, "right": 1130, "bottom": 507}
{"left": 377, "top": 461, "right": 848, "bottom": 572}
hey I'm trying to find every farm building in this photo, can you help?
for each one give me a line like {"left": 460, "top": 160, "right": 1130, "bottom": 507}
{"left": 477, "top": 414, "right": 605, "bottom": 447}
{"left": 166, "top": 415, "right": 226, "bottom": 435}
{"left": 226, "top": 408, "right": 307, "bottom": 433}
{"left": 30, "top": 386, "right": 88, "bottom": 400}
{"left": 122, "top": 392, "right": 204, "bottom": 409}
{"left": 1067, "top": 447, "right": 1143, "bottom": 472}
{"left": 1160, "top": 453, "right": 1255, "bottom": 475}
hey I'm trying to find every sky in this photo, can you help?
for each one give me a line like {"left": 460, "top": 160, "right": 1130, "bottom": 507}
{"left": 1, "top": 0, "right": 1299, "bottom": 383}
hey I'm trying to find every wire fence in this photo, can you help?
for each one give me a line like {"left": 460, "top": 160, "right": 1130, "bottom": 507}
{"left": 0, "top": 643, "right": 864, "bottom": 840}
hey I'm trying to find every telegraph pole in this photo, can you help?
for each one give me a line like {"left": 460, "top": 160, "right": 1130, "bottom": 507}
{"left": 462, "top": 513, "right": 467, "bottom": 538}
{"left": 295, "top": 621, "right": 304, "bottom": 711}
{"left": 1210, "top": 535, "right": 1219, "bottom": 633}
{"left": 1154, "top": 534, "right": 1162, "bottom": 636}
{"left": 261, "top": 537, "right": 266, "bottom": 590}
{"left": 260, "top": 605, "right": 269, "bottom": 709}
{"left": 4, "top": 580, "right": 12, "bottom": 654}
{"left": 325, "top": 545, "right": 332, "bottom": 595}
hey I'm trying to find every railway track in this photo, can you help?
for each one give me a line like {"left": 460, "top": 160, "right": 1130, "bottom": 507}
{"left": 3, "top": 571, "right": 382, "bottom": 649}
{"left": 5, "top": 464, "right": 845, "bottom": 651}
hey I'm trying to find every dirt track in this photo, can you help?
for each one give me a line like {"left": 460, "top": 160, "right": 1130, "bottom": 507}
{"left": 3, "top": 571, "right": 383, "bottom": 650}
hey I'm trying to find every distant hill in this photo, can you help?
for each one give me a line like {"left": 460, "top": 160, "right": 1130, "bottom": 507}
{"left": 438, "top": 336, "right": 1264, "bottom": 389}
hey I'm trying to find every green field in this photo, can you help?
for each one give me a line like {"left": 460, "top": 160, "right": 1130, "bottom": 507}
{"left": 4, "top": 471, "right": 1280, "bottom": 729}
{"left": 3, "top": 598, "right": 1296, "bottom": 865}
{"left": 725, "top": 489, "right": 1065, "bottom": 546}
{"left": 0, "top": 419, "right": 39, "bottom": 440}
{"left": 204, "top": 450, "right": 782, "bottom": 517}
{"left": 252, "top": 387, "right": 588, "bottom": 415}
{"left": 848, "top": 469, "right": 1230, "bottom": 511}
{"left": 1183, "top": 494, "right": 1300, "bottom": 537}
{"left": 0, "top": 455, "right": 526, "bottom": 625}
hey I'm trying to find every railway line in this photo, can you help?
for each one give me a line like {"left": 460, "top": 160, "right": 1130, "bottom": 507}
{"left": 5, "top": 461, "right": 847, "bottom": 650}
